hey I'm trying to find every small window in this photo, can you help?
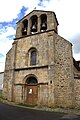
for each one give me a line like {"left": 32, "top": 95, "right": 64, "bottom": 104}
{"left": 26, "top": 48, "right": 37, "bottom": 66}
{"left": 30, "top": 50, "right": 36, "bottom": 65}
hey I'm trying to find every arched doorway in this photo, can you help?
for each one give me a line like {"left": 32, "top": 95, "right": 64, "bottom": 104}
{"left": 26, "top": 76, "right": 38, "bottom": 105}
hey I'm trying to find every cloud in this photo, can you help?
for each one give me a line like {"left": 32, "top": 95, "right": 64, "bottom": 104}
{"left": 0, "top": 0, "right": 80, "bottom": 72}
{"left": 0, "top": 26, "right": 15, "bottom": 66}
{"left": 37, "top": 0, "right": 80, "bottom": 60}
{"left": 38, "top": 0, "right": 50, "bottom": 7}
{"left": 17, "top": 6, "right": 28, "bottom": 20}
{"left": 0, "top": 54, "right": 4, "bottom": 58}
{"left": 71, "top": 34, "right": 80, "bottom": 54}
{"left": 0, "top": 26, "right": 15, "bottom": 42}
{"left": 0, "top": 57, "right": 5, "bottom": 72}
{"left": 0, "top": 0, "right": 40, "bottom": 22}
{"left": 73, "top": 52, "right": 80, "bottom": 61}
{"left": 38, "top": 0, "right": 80, "bottom": 37}
{"left": 70, "top": 33, "right": 80, "bottom": 61}
{"left": 0, "top": 0, "right": 80, "bottom": 38}
{"left": 0, "top": 0, "right": 20, "bottom": 22}
{"left": 0, "top": 24, "right": 15, "bottom": 72}
{"left": 0, "top": 38, "right": 13, "bottom": 72}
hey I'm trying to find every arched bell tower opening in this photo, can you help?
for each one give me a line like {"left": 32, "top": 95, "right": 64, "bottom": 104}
{"left": 25, "top": 76, "right": 38, "bottom": 105}
{"left": 40, "top": 14, "right": 47, "bottom": 32}
{"left": 30, "top": 15, "right": 38, "bottom": 34}
{"left": 22, "top": 19, "right": 28, "bottom": 36}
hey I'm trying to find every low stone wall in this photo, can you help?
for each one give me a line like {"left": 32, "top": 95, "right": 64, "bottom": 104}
{"left": 74, "top": 79, "right": 80, "bottom": 108}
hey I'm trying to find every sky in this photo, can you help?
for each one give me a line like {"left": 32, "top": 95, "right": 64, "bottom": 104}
{"left": 0, "top": 0, "right": 80, "bottom": 72}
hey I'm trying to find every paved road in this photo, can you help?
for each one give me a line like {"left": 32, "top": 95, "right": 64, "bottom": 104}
{"left": 0, "top": 102, "right": 80, "bottom": 120}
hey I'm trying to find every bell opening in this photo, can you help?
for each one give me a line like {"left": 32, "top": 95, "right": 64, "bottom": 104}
{"left": 22, "top": 27, "right": 27, "bottom": 35}
{"left": 30, "top": 15, "right": 38, "bottom": 33}
{"left": 40, "top": 14, "right": 47, "bottom": 31}
{"left": 22, "top": 19, "right": 28, "bottom": 36}
{"left": 31, "top": 24, "right": 37, "bottom": 32}
{"left": 41, "top": 22, "right": 47, "bottom": 30}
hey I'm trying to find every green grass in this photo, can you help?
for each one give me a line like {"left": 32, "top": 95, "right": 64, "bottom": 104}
{"left": 0, "top": 90, "right": 2, "bottom": 97}
{"left": 17, "top": 103, "right": 37, "bottom": 108}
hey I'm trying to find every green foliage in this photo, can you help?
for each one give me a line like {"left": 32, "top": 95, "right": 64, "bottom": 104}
{"left": 17, "top": 103, "right": 37, "bottom": 108}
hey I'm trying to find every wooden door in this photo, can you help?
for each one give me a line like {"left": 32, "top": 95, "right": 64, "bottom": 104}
{"left": 26, "top": 85, "right": 38, "bottom": 105}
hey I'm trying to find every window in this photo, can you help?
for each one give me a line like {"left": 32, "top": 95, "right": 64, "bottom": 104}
{"left": 26, "top": 48, "right": 37, "bottom": 66}
{"left": 30, "top": 49, "right": 36, "bottom": 65}
{"left": 27, "top": 77, "right": 37, "bottom": 84}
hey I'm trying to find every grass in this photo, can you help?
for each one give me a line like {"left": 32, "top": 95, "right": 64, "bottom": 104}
{"left": 17, "top": 103, "right": 37, "bottom": 108}
{"left": 0, "top": 90, "right": 2, "bottom": 97}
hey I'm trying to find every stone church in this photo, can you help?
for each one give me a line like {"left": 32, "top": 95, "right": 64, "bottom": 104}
{"left": 3, "top": 10, "right": 80, "bottom": 108}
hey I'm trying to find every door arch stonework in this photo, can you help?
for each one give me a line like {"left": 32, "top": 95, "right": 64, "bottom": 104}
{"left": 25, "top": 76, "right": 38, "bottom": 105}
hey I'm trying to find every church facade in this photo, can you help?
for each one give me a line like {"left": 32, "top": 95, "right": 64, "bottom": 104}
{"left": 3, "top": 10, "right": 80, "bottom": 108}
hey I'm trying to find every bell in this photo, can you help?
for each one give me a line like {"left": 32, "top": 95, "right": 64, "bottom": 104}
{"left": 31, "top": 24, "right": 36, "bottom": 32}
{"left": 41, "top": 23, "right": 47, "bottom": 30}
{"left": 23, "top": 28, "right": 27, "bottom": 32}
{"left": 32, "top": 25, "right": 36, "bottom": 29}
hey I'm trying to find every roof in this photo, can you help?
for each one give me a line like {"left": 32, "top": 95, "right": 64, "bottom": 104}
{"left": 0, "top": 72, "right": 4, "bottom": 74}
{"left": 73, "top": 58, "right": 80, "bottom": 71}
{"left": 17, "top": 9, "right": 59, "bottom": 25}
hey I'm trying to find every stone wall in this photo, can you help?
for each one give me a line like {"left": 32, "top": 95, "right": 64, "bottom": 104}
{"left": 13, "top": 67, "right": 49, "bottom": 104}
{"left": 3, "top": 10, "right": 80, "bottom": 108}
{"left": 74, "top": 79, "right": 80, "bottom": 107}
{"left": 13, "top": 31, "right": 55, "bottom": 105}
{"left": 13, "top": 30, "right": 75, "bottom": 107}
{"left": 54, "top": 34, "right": 74, "bottom": 107}
{"left": 3, "top": 30, "right": 76, "bottom": 107}
{"left": 3, "top": 42, "right": 17, "bottom": 101}
{"left": 16, "top": 10, "right": 58, "bottom": 38}
{"left": 74, "top": 65, "right": 80, "bottom": 107}
{"left": 15, "top": 31, "right": 55, "bottom": 69}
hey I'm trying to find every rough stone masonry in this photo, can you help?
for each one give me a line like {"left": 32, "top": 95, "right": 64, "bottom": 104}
{"left": 3, "top": 10, "right": 80, "bottom": 108}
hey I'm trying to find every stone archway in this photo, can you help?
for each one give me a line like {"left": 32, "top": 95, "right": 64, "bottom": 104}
{"left": 25, "top": 76, "right": 38, "bottom": 105}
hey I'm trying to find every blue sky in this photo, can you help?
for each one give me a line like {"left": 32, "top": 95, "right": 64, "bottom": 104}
{"left": 0, "top": 0, "right": 80, "bottom": 72}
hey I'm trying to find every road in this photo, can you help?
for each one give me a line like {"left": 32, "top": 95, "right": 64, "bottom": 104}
{"left": 0, "top": 102, "right": 80, "bottom": 120}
